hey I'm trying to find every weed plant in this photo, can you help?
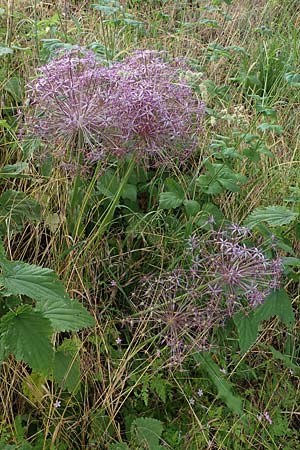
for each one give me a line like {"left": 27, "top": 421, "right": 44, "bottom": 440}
{"left": 1, "top": 1, "right": 300, "bottom": 449}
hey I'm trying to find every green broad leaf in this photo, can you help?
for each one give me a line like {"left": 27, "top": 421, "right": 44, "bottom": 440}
{"left": 282, "top": 257, "right": 300, "bottom": 267}
{"left": 0, "top": 305, "right": 53, "bottom": 372}
{"left": 0, "top": 163, "right": 29, "bottom": 179}
{"left": 254, "top": 289, "right": 295, "bottom": 327}
{"left": 197, "top": 176, "right": 223, "bottom": 194}
{"left": 193, "top": 352, "right": 243, "bottom": 416}
{"left": 245, "top": 205, "right": 298, "bottom": 228}
{"left": 109, "top": 444, "right": 130, "bottom": 450}
{"left": 233, "top": 311, "right": 259, "bottom": 354}
{"left": 0, "top": 259, "right": 69, "bottom": 303}
{"left": 54, "top": 339, "right": 81, "bottom": 392}
{"left": 183, "top": 200, "right": 200, "bottom": 216}
{"left": 122, "top": 183, "right": 137, "bottom": 202}
{"left": 285, "top": 72, "right": 300, "bottom": 86}
{"left": 97, "top": 169, "right": 119, "bottom": 198}
{"left": 0, "top": 190, "right": 41, "bottom": 223}
{"left": 257, "top": 122, "right": 283, "bottom": 134}
{"left": 92, "top": 5, "right": 120, "bottom": 15}
{"left": 218, "top": 178, "right": 240, "bottom": 192}
{"left": 165, "top": 178, "right": 185, "bottom": 198}
{"left": 35, "top": 296, "right": 95, "bottom": 332}
{"left": 159, "top": 192, "right": 183, "bottom": 210}
{"left": 4, "top": 77, "right": 23, "bottom": 101}
{"left": 131, "top": 417, "right": 164, "bottom": 450}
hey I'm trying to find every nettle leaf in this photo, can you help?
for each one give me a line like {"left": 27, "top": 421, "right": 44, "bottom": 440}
{"left": 0, "top": 163, "right": 29, "bottom": 179}
{"left": 245, "top": 205, "right": 298, "bottom": 228}
{"left": 257, "top": 123, "right": 283, "bottom": 134}
{"left": 0, "top": 259, "right": 69, "bottom": 303}
{"left": 0, "top": 305, "right": 53, "bottom": 372}
{"left": 131, "top": 417, "right": 164, "bottom": 450}
{"left": 193, "top": 352, "right": 243, "bottom": 416}
{"left": 254, "top": 289, "right": 295, "bottom": 326}
{"left": 0, "top": 190, "right": 41, "bottom": 223}
{"left": 233, "top": 311, "right": 259, "bottom": 354}
{"left": 35, "top": 296, "right": 95, "bottom": 332}
{"left": 234, "top": 290, "right": 294, "bottom": 354}
{"left": 53, "top": 339, "right": 81, "bottom": 392}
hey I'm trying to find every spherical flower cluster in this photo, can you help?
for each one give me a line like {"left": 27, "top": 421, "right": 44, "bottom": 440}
{"left": 132, "top": 224, "right": 282, "bottom": 364}
{"left": 24, "top": 47, "right": 205, "bottom": 167}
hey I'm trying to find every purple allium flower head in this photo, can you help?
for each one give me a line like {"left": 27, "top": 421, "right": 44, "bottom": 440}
{"left": 24, "top": 48, "right": 204, "bottom": 167}
{"left": 197, "top": 227, "right": 283, "bottom": 312}
{"left": 132, "top": 224, "right": 282, "bottom": 364}
{"left": 103, "top": 50, "right": 205, "bottom": 165}
{"left": 26, "top": 47, "right": 108, "bottom": 150}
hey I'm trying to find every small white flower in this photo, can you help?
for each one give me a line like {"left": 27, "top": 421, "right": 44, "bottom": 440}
{"left": 54, "top": 400, "right": 61, "bottom": 408}
{"left": 197, "top": 389, "right": 203, "bottom": 397}
{"left": 189, "top": 397, "right": 195, "bottom": 406}
{"left": 115, "top": 337, "right": 122, "bottom": 345}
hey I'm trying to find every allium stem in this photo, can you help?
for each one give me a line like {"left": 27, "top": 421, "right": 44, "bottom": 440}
{"left": 82, "top": 154, "right": 136, "bottom": 252}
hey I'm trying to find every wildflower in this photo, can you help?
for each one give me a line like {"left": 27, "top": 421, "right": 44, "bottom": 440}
{"left": 189, "top": 397, "right": 195, "bottom": 406}
{"left": 264, "top": 411, "right": 272, "bottom": 425}
{"left": 132, "top": 224, "right": 282, "bottom": 364}
{"left": 23, "top": 48, "right": 204, "bottom": 167}
{"left": 103, "top": 50, "right": 205, "bottom": 165}
{"left": 54, "top": 399, "right": 61, "bottom": 408}
{"left": 115, "top": 337, "right": 122, "bottom": 345}
{"left": 197, "top": 389, "right": 203, "bottom": 397}
{"left": 26, "top": 47, "right": 108, "bottom": 152}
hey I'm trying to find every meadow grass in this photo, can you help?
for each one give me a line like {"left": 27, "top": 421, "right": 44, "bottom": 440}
{"left": 1, "top": 1, "right": 300, "bottom": 449}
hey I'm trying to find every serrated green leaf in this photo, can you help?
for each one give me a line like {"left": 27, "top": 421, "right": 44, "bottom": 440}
{"left": 257, "top": 122, "right": 283, "bottom": 134}
{"left": 54, "top": 339, "right": 81, "bottom": 392}
{"left": 254, "top": 289, "right": 295, "bottom": 327}
{"left": 0, "top": 163, "right": 29, "bottom": 179}
{"left": 183, "top": 200, "right": 200, "bottom": 216}
{"left": 193, "top": 352, "right": 243, "bottom": 415}
{"left": 245, "top": 206, "right": 298, "bottom": 228}
{"left": 0, "top": 305, "right": 53, "bottom": 372}
{"left": 0, "top": 190, "right": 41, "bottom": 223}
{"left": 35, "top": 296, "right": 95, "bottom": 332}
{"left": 131, "top": 417, "right": 163, "bottom": 450}
{"left": 0, "top": 259, "right": 69, "bottom": 303}
{"left": 159, "top": 192, "right": 183, "bottom": 210}
{"left": 233, "top": 311, "right": 259, "bottom": 354}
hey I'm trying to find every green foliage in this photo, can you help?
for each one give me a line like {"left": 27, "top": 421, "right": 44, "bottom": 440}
{"left": 131, "top": 417, "right": 164, "bottom": 450}
{"left": 234, "top": 290, "right": 295, "bottom": 354}
{"left": 0, "top": 190, "right": 41, "bottom": 233}
{"left": 0, "top": 242, "right": 94, "bottom": 373}
{"left": 0, "top": 305, "right": 53, "bottom": 372}
{"left": 193, "top": 352, "right": 243, "bottom": 416}
{"left": 197, "top": 161, "right": 247, "bottom": 194}
{"left": 245, "top": 205, "right": 298, "bottom": 228}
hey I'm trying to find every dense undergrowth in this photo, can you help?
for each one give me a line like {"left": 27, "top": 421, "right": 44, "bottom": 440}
{"left": 1, "top": 0, "right": 300, "bottom": 449}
